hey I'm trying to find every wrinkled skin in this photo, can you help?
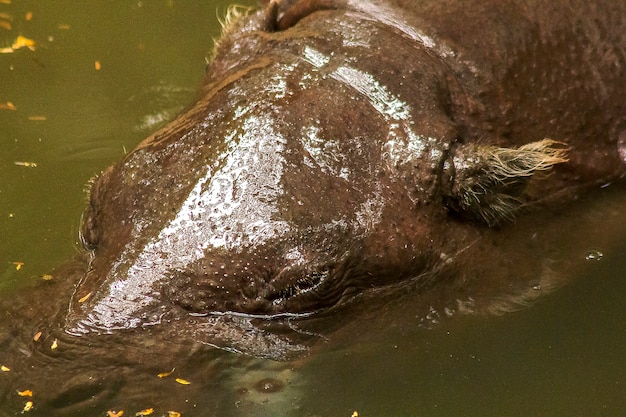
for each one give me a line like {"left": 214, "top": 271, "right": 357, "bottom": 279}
{"left": 2, "top": 0, "right": 626, "bottom": 414}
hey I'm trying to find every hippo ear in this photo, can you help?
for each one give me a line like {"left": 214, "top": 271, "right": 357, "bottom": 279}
{"left": 443, "top": 139, "right": 568, "bottom": 226}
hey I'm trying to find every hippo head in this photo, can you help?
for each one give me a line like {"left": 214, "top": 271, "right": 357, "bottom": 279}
{"left": 65, "top": 2, "right": 566, "bottom": 338}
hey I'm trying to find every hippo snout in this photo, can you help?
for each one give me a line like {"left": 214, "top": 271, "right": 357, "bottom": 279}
{"left": 163, "top": 257, "right": 340, "bottom": 316}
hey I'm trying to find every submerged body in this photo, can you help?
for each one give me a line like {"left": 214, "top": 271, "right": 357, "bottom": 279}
{"left": 1, "top": 0, "right": 626, "bottom": 414}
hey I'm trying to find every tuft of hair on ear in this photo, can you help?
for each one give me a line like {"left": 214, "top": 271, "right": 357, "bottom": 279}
{"left": 218, "top": 4, "right": 254, "bottom": 33}
{"left": 207, "top": 4, "right": 255, "bottom": 64}
{"left": 445, "top": 138, "right": 569, "bottom": 226}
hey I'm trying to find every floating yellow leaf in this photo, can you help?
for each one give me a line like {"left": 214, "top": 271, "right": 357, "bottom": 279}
{"left": 175, "top": 378, "right": 191, "bottom": 385}
{"left": 14, "top": 161, "right": 37, "bottom": 167}
{"left": 51, "top": 338, "right": 58, "bottom": 350}
{"left": 0, "top": 102, "right": 16, "bottom": 110}
{"left": 167, "top": 412, "right": 181, "bottom": 417}
{"left": 1, "top": 365, "right": 10, "bottom": 372}
{"left": 95, "top": 60, "right": 101, "bottom": 70}
{"left": 107, "top": 411, "right": 124, "bottom": 417}
{"left": 78, "top": 292, "right": 92, "bottom": 303}
{"left": 28, "top": 115, "right": 46, "bottom": 121}
{"left": 23, "top": 401, "right": 33, "bottom": 412}
{"left": 12, "top": 261, "right": 24, "bottom": 270}
{"left": 12, "top": 35, "right": 35, "bottom": 51}
{"left": 135, "top": 408, "right": 154, "bottom": 416}
{"left": 17, "top": 389, "right": 33, "bottom": 397}
{"left": 41, "top": 274, "right": 53, "bottom": 281}
{"left": 0, "top": 47, "right": 13, "bottom": 54}
{"left": 351, "top": 412, "right": 358, "bottom": 417}
{"left": 157, "top": 368, "right": 175, "bottom": 378}
{"left": 33, "top": 331, "right": 42, "bottom": 342}
{"left": 25, "top": 11, "right": 32, "bottom": 21}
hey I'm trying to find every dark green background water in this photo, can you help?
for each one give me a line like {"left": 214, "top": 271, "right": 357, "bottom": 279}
{"left": 1, "top": 1, "right": 625, "bottom": 416}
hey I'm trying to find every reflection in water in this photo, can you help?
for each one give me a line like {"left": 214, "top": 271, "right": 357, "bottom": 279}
{"left": 298, "top": 222, "right": 626, "bottom": 417}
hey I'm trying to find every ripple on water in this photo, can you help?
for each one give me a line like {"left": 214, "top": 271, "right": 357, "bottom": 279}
{"left": 253, "top": 377, "right": 285, "bottom": 394}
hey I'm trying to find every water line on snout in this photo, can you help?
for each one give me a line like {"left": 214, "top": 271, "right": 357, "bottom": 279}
{"left": 206, "top": 310, "right": 318, "bottom": 320}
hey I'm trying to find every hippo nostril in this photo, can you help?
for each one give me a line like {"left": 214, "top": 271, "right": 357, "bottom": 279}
{"left": 266, "top": 0, "right": 342, "bottom": 32}
{"left": 277, "top": 269, "right": 327, "bottom": 299}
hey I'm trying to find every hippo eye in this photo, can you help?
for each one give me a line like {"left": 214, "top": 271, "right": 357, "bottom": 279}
{"left": 80, "top": 173, "right": 106, "bottom": 251}
{"left": 266, "top": 0, "right": 340, "bottom": 32}
{"left": 80, "top": 207, "right": 98, "bottom": 251}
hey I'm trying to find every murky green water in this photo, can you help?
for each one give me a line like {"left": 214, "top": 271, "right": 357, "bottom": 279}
{"left": 298, "top": 237, "right": 626, "bottom": 416}
{"left": 0, "top": 0, "right": 242, "bottom": 288}
{"left": 1, "top": 2, "right": 625, "bottom": 416}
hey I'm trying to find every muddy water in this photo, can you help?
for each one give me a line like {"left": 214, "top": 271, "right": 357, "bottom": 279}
{"left": 298, "top": 228, "right": 626, "bottom": 416}
{"left": 0, "top": 0, "right": 239, "bottom": 289}
{"left": 1, "top": 2, "right": 625, "bottom": 416}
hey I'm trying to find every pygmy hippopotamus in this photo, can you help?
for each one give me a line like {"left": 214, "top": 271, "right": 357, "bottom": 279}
{"left": 1, "top": 0, "right": 626, "bottom": 414}
{"left": 70, "top": 0, "right": 626, "bottom": 336}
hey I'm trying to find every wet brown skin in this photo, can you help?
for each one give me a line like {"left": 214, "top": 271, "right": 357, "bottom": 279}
{"left": 70, "top": 0, "right": 626, "bottom": 326}
{"left": 2, "top": 0, "right": 626, "bottom": 414}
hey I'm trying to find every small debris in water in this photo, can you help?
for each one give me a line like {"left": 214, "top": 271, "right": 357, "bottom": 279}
{"left": 78, "top": 292, "right": 93, "bottom": 303}
{"left": 12, "top": 35, "right": 35, "bottom": 51}
{"left": 16, "top": 390, "right": 33, "bottom": 397}
{"left": 157, "top": 368, "right": 175, "bottom": 378}
{"left": 0, "top": 35, "right": 36, "bottom": 53}
{"left": 167, "top": 412, "right": 181, "bottom": 417}
{"left": 584, "top": 250, "right": 603, "bottom": 261}
{"left": 50, "top": 339, "right": 58, "bottom": 350}
{"left": 135, "top": 408, "right": 154, "bottom": 416}
{"left": 11, "top": 261, "right": 24, "bottom": 270}
{"left": 23, "top": 401, "right": 33, "bottom": 412}
{"left": 107, "top": 411, "right": 124, "bottom": 417}
{"left": 41, "top": 274, "right": 53, "bottom": 281}
{"left": 0, "top": 102, "right": 16, "bottom": 110}
{"left": 175, "top": 378, "right": 191, "bottom": 385}
{"left": 253, "top": 378, "right": 284, "bottom": 394}
{"left": 14, "top": 161, "right": 37, "bottom": 167}
{"left": 95, "top": 60, "right": 102, "bottom": 71}
{"left": 27, "top": 115, "right": 46, "bottom": 121}
{"left": 33, "top": 331, "right": 42, "bottom": 342}
{"left": 351, "top": 411, "right": 359, "bottom": 417}
{"left": 0, "top": 12, "right": 11, "bottom": 30}
{"left": 1, "top": 365, "right": 10, "bottom": 372}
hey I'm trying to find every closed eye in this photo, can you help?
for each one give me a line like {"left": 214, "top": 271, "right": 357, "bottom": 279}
{"left": 266, "top": 0, "right": 341, "bottom": 32}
